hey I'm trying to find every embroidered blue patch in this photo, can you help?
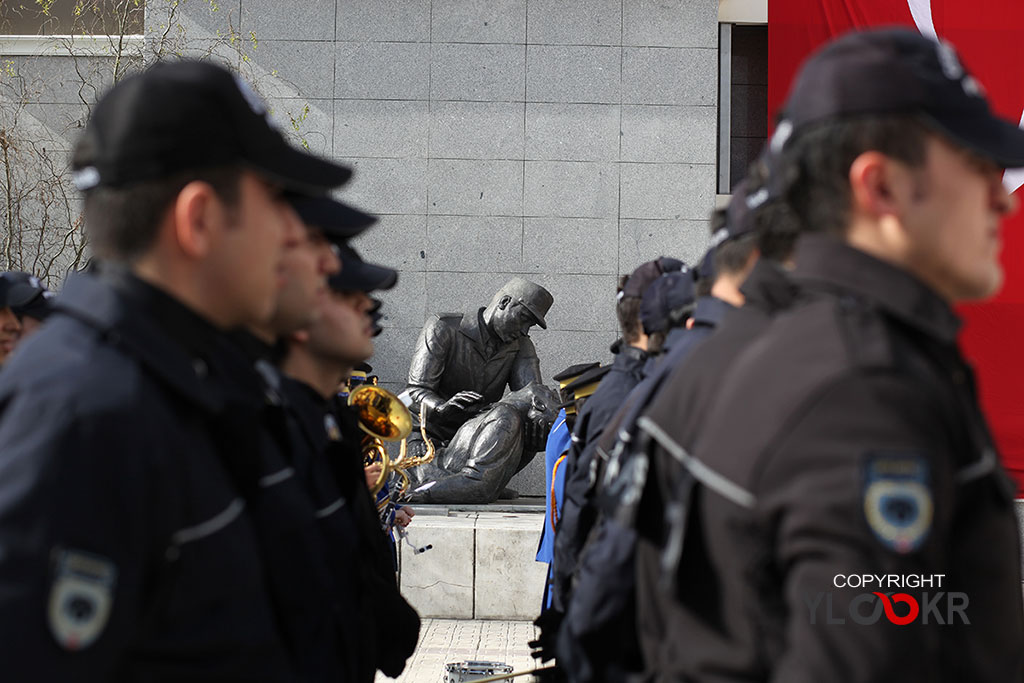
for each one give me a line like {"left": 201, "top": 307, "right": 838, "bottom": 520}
{"left": 862, "top": 453, "right": 933, "bottom": 554}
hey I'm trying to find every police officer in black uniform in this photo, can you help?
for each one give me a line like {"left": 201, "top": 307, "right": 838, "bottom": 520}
{"left": 0, "top": 272, "right": 37, "bottom": 366}
{"left": 548, "top": 258, "right": 681, "bottom": 617}
{"left": 644, "top": 29, "right": 1024, "bottom": 681}
{"left": 278, "top": 228, "right": 420, "bottom": 682}
{"left": 0, "top": 61, "right": 352, "bottom": 680}
{"left": 221, "top": 192, "right": 380, "bottom": 681}
{"left": 637, "top": 265, "right": 697, "bottom": 372}
{"left": 582, "top": 183, "right": 770, "bottom": 484}
{"left": 633, "top": 157, "right": 800, "bottom": 680}
{"left": 555, "top": 269, "right": 698, "bottom": 683}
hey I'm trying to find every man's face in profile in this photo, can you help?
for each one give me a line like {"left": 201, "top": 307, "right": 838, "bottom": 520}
{"left": 492, "top": 301, "right": 538, "bottom": 343}
{"left": 0, "top": 306, "right": 22, "bottom": 365}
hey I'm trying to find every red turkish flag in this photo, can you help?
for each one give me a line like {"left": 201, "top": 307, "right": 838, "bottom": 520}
{"left": 769, "top": 0, "right": 1024, "bottom": 490}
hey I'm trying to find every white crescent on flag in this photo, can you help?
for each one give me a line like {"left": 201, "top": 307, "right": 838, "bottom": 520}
{"left": 1004, "top": 113, "right": 1024, "bottom": 194}
{"left": 907, "top": 0, "right": 937, "bottom": 40}
{"left": 907, "top": 0, "right": 1024, "bottom": 192}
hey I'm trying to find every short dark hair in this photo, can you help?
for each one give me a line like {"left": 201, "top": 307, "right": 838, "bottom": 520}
{"left": 778, "top": 114, "right": 930, "bottom": 236}
{"left": 616, "top": 274, "right": 644, "bottom": 344}
{"left": 83, "top": 165, "right": 244, "bottom": 262}
{"left": 647, "top": 330, "right": 668, "bottom": 355}
{"left": 715, "top": 233, "right": 758, "bottom": 276}
{"left": 695, "top": 212, "right": 759, "bottom": 296}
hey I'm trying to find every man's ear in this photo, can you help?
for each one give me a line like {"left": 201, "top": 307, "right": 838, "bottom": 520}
{"left": 171, "top": 181, "right": 222, "bottom": 259}
{"left": 849, "top": 150, "right": 911, "bottom": 221}
{"left": 291, "top": 329, "right": 310, "bottom": 344}
{"left": 498, "top": 295, "right": 512, "bottom": 310}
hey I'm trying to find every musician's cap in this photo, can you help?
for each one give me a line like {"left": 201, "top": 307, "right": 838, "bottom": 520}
{"left": 553, "top": 362, "right": 601, "bottom": 388}
{"left": 562, "top": 364, "right": 611, "bottom": 403}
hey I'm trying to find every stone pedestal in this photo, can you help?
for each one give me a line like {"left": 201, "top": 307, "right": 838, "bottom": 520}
{"left": 398, "top": 506, "right": 548, "bottom": 620}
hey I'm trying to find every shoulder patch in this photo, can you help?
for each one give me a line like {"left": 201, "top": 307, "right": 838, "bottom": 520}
{"left": 48, "top": 549, "right": 117, "bottom": 651}
{"left": 324, "top": 413, "right": 342, "bottom": 442}
{"left": 862, "top": 453, "right": 932, "bottom": 554}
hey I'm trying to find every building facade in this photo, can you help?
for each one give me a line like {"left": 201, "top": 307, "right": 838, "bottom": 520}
{"left": 1, "top": 0, "right": 767, "bottom": 494}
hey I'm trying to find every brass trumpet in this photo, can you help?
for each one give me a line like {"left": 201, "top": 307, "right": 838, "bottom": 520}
{"left": 348, "top": 381, "right": 435, "bottom": 497}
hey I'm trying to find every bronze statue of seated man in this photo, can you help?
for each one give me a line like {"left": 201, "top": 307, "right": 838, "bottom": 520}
{"left": 399, "top": 278, "right": 557, "bottom": 504}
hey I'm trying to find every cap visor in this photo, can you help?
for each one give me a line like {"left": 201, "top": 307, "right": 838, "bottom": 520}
{"left": 927, "top": 110, "right": 1024, "bottom": 169}
{"left": 2, "top": 283, "right": 40, "bottom": 309}
{"left": 522, "top": 305, "right": 547, "bottom": 329}
{"left": 251, "top": 140, "right": 353, "bottom": 195}
{"left": 291, "top": 196, "right": 378, "bottom": 240}
{"left": 331, "top": 260, "right": 398, "bottom": 292}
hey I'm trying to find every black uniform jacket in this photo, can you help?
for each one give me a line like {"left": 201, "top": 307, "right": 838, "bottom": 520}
{"left": 223, "top": 333, "right": 352, "bottom": 682}
{"left": 635, "top": 259, "right": 799, "bottom": 680}
{"left": 643, "top": 235, "right": 1024, "bottom": 682}
{"left": 555, "top": 296, "right": 736, "bottom": 681}
{"left": 0, "top": 271, "right": 293, "bottom": 681}
{"left": 549, "top": 344, "right": 648, "bottom": 612}
{"left": 282, "top": 378, "right": 421, "bottom": 681}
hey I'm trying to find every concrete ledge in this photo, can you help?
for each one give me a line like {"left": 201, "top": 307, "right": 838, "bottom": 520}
{"left": 398, "top": 510, "right": 546, "bottom": 620}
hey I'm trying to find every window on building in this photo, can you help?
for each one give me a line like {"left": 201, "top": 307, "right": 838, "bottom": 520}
{"left": 1, "top": 1, "right": 144, "bottom": 36}
{"left": 718, "top": 23, "right": 768, "bottom": 194}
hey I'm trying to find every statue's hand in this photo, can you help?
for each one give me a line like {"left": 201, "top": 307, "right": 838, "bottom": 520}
{"left": 525, "top": 414, "right": 552, "bottom": 453}
{"left": 433, "top": 391, "right": 486, "bottom": 425}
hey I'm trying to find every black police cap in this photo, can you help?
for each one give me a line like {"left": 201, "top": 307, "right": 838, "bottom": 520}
{"left": 329, "top": 244, "right": 398, "bottom": 293}
{"left": 777, "top": 27, "right": 1024, "bottom": 167}
{"left": 641, "top": 267, "right": 696, "bottom": 335}
{"left": 290, "top": 195, "right": 378, "bottom": 241}
{"left": 620, "top": 256, "right": 685, "bottom": 300}
{"left": 4, "top": 272, "right": 54, "bottom": 321}
{"left": 72, "top": 60, "right": 352, "bottom": 194}
{"left": 0, "top": 272, "right": 40, "bottom": 310}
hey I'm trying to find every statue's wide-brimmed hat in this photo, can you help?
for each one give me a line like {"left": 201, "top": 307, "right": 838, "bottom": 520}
{"left": 502, "top": 277, "right": 553, "bottom": 329}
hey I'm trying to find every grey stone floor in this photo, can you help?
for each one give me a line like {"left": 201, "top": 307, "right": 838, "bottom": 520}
{"left": 377, "top": 619, "right": 539, "bottom": 683}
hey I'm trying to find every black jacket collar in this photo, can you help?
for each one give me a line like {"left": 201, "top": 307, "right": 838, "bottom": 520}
{"left": 793, "top": 234, "right": 961, "bottom": 344}
{"left": 281, "top": 375, "right": 332, "bottom": 454}
{"left": 691, "top": 296, "right": 734, "bottom": 329}
{"left": 55, "top": 269, "right": 226, "bottom": 413}
{"left": 612, "top": 343, "right": 649, "bottom": 372}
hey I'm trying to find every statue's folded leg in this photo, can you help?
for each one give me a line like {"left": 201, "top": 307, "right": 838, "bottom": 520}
{"left": 412, "top": 403, "right": 525, "bottom": 504}
{"left": 404, "top": 435, "right": 445, "bottom": 487}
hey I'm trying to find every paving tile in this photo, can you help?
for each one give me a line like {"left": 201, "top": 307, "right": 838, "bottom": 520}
{"left": 376, "top": 618, "right": 536, "bottom": 683}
